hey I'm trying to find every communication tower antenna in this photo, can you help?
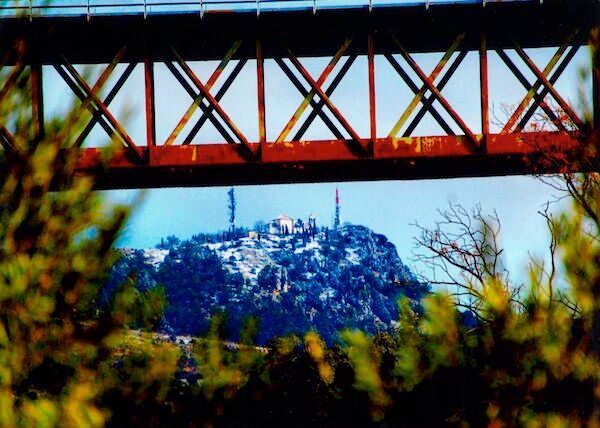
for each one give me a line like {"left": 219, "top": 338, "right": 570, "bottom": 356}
{"left": 334, "top": 188, "right": 341, "bottom": 230}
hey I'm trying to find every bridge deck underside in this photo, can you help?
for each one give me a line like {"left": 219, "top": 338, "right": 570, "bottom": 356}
{"left": 0, "top": 0, "right": 596, "bottom": 62}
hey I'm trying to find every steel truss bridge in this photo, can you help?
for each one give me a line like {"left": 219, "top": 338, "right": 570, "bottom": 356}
{"left": 0, "top": 0, "right": 598, "bottom": 188}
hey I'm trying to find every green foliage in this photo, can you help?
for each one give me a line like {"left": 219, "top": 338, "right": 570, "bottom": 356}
{"left": 191, "top": 316, "right": 265, "bottom": 399}
{"left": 0, "top": 48, "right": 175, "bottom": 425}
{"left": 110, "top": 280, "right": 166, "bottom": 330}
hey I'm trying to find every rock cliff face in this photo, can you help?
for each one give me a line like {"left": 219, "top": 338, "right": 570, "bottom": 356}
{"left": 108, "top": 224, "right": 429, "bottom": 344}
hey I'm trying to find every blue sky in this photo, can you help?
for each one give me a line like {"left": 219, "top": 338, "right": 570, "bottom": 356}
{"left": 39, "top": 35, "right": 592, "bottom": 283}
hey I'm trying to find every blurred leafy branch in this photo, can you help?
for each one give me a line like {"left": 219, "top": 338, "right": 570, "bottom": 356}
{"left": 0, "top": 36, "right": 178, "bottom": 427}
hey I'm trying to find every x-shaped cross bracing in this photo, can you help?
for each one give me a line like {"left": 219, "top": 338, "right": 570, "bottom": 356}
{"left": 275, "top": 38, "right": 368, "bottom": 154}
{"left": 499, "top": 32, "right": 584, "bottom": 134}
{"left": 165, "top": 42, "right": 255, "bottom": 159}
{"left": 274, "top": 55, "right": 357, "bottom": 142}
{"left": 166, "top": 58, "right": 248, "bottom": 146}
{"left": 291, "top": 55, "right": 357, "bottom": 142}
{"left": 54, "top": 46, "right": 142, "bottom": 162}
{"left": 385, "top": 50, "right": 468, "bottom": 137}
{"left": 74, "top": 62, "right": 137, "bottom": 148}
{"left": 386, "top": 33, "right": 478, "bottom": 147}
{"left": 165, "top": 41, "right": 240, "bottom": 145}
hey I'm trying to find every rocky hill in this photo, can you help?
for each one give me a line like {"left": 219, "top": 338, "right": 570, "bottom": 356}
{"left": 107, "top": 224, "right": 429, "bottom": 344}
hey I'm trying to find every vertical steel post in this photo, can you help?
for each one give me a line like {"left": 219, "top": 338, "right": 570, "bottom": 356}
{"left": 479, "top": 31, "right": 489, "bottom": 151}
{"left": 256, "top": 39, "right": 267, "bottom": 151}
{"left": 31, "top": 63, "right": 44, "bottom": 141}
{"left": 368, "top": 32, "right": 376, "bottom": 152}
{"left": 144, "top": 54, "right": 156, "bottom": 149}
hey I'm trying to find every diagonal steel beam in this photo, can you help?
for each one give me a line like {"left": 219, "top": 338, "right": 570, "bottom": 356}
{"left": 89, "top": 45, "right": 128, "bottom": 97}
{"left": 388, "top": 33, "right": 465, "bottom": 138}
{"left": 164, "top": 41, "right": 241, "bottom": 146}
{"left": 59, "top": 61, "right": 134, "bottom": 150}
{"left": 515, "top": 44, "right": 581, "bottom": 132}
{"left": 293, "top": 55, "right": 357, "bottom": 141}
{"left": 75, "top": 62, "right": 137, "bottom": 147}
{"left": 516, "top": 42, "right": 581, "bottom": 132}
{"left": 512, "top": 41, "right": 585, "bottom": 130}
{"left": 496, "top": 49, "right": 566, "bottom": 132}
{"left": 53, "top": 64, "right": 118, "bottom": 146}
{"left": 403, "top": 50, "right": 468, "bottom": 137}
{"left": 57, "top": 59, "right": 141, "bottom": 159}
{"left": 501, "top": 32, "right": 576, "bottom": 133}
{"left": 55, "top": 64, "right": 144, "bottom": 162}
{"left": 0, "top": 123, "right": 17, "bottom": 151}
{"left": 276, "top": 38, "right": 352, "bottom": 143}
{"left": 183, "top": 58, "right": 248, "bottom": 145}
{"left": 285, "top": 50, "right": 367, "bottom": 153}
{"left": 385, "top": 53, "right": 455, "bottom": 136}
{"left": 274, "top": 58, "right": 345, "bottom": 141}
{"left": 60, "top": 46, "right": 129, "bottom": 147}
{"left": 0, "top": 63, "right": 25, "bottom": 105}
{"left": 165, "top": 61, "right": 236, "bottom": 144}
{"left": 171, "top": 48, "right": 254, "bottom": 158}
{"left": 393, "top": 40, "right": 478, "bottom": 147}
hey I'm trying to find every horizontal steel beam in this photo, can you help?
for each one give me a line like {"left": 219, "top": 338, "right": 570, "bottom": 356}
{"left": 0, "top": 0, "right": 594, "bottom": 65}
{"left": 73, "top": 132, "right": 587, "bottom": 189}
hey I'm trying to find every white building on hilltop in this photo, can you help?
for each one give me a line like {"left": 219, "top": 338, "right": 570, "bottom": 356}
{"left": 269, "top": 214, "right": 294, "bottom": 235}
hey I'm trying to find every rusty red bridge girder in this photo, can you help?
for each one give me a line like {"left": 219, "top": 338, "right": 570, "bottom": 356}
{"left": 0, "top": 0, "right": 598, "bottom": 189}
